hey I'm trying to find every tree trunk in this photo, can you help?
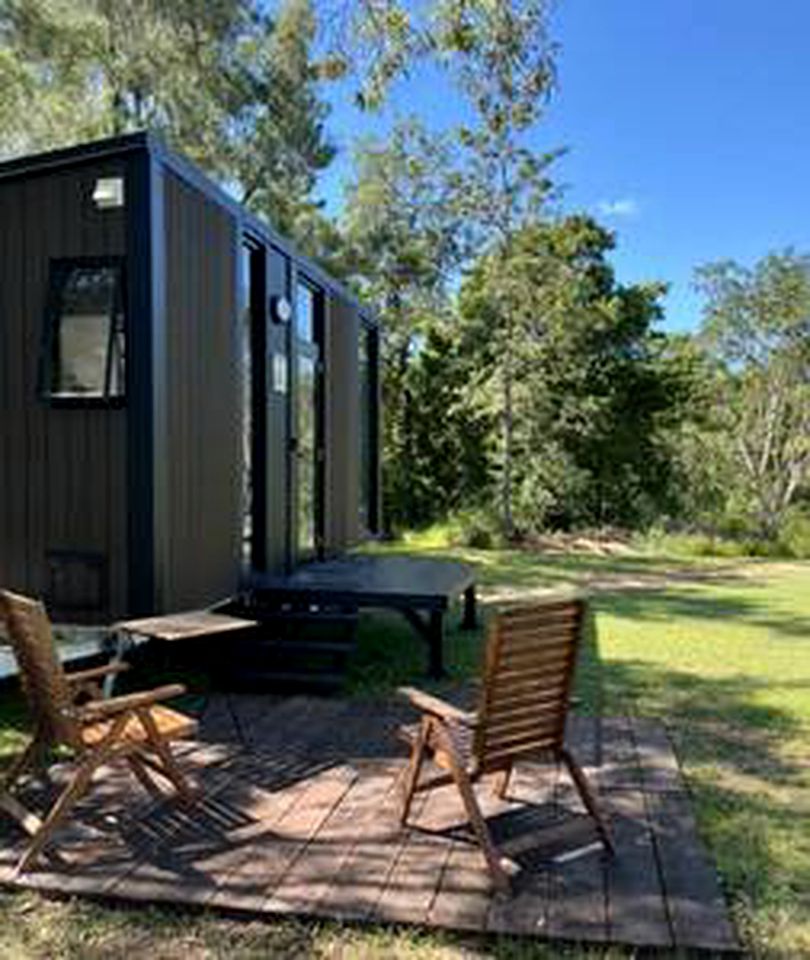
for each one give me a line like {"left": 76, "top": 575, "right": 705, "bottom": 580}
{"left": 502, "top": 333, "right": 515, "bottom": 540}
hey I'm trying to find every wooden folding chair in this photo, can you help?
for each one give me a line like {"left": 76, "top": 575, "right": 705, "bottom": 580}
{"left": 398, "top": 593, "right": 613, "bottom": 892}
{"left": 0, "top": 589, "right": 199, "bottom": 873}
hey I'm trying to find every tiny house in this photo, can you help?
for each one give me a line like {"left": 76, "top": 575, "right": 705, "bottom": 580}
{"left": 0, "top": 133, "right": 380, "bottom": 623}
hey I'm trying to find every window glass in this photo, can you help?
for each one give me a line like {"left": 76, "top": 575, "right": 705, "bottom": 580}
{"left": 45, "top": 263, "right": 125, "bottom": 400}
{"left": 296, "top": 281, "right": 315, "bottom": 342}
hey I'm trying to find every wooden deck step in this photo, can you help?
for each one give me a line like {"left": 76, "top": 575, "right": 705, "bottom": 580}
{"left": 214, "top": 607, "right": 360, "bottom": 693}
{"left": 230, "top": 670, "right": 347, "bottom": 694}
{"left": 270, "top": 639, "right": 357, "bottom": 656}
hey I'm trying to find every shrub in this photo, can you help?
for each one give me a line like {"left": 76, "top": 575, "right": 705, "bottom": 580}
{"left": 445, "top": 507, "right": 505, "bottom": 550}
{"left": 777, "top": 510, "right": 810, "bottom": 559}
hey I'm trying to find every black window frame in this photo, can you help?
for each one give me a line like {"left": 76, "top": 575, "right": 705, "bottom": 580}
{"left": 39, "top": 256, "right": 127, "bottom": 408}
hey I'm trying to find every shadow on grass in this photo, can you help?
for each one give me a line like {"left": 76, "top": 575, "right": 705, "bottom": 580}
{"left": 348, "top": 602, "right": 807, "bottom": 785}
{"left": 380, "top": 544, "right": 810, "bottom": 644}
{"left": 601, "top": 588, "right": 810, "bottom": 638}
{"left": 367, "top": 539, "right": 759, "bottom": 585}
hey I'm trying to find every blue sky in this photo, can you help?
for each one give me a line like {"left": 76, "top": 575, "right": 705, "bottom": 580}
{"left": 319, "top": 0, "right": 810, "bottom": 332}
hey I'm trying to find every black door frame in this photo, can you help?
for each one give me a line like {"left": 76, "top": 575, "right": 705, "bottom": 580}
{"left": 290, "top": 271, "right": 326, "bottom": 565}
{"left": 241, "top": 233, "right": 268, "bottom": 573}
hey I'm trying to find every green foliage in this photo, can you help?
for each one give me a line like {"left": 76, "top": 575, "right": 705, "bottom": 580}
{"left": 694, "top": 251, "right": 810, "bottom": 539}
{"left": 776, "top": 508, "right": 810, "bottom": 558}
{"left": 388, "top": 326, "right": 493, "bottom": 529}
{"left": 442, "top": 1, "right": 560, "bottom": 537}
{"left": 332, "top": 0, "right": 557, "bottom": 117}
{"left": 232, "top": 0, "right": 337, "bottom": 242}
{"left": 0, "top": 0, "right": 335, "bottom": 247}
{"left": 458, "top": 215, "right": 691, "bottom": 533}
{"left": 443, "top": 507, "right": 505, "bottom": 549}
{"left": 342, "top": 120, "right": 471, "bottom": 531}
{"left": 638, "top": 528, "right": 773, "bottom": 559}
{"left": 338, "top": 0, "right": 563, "bottom": 537}
{"left": 638, "top": 509, "right": 810, "bottom": 559}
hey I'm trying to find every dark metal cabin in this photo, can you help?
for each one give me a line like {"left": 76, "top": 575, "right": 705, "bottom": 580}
{"left": 0, "top": 133, "right": 380, "bottom": 623}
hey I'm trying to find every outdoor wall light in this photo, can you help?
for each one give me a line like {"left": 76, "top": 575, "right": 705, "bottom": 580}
{"left": 92, "top": 177, "right": 125, "bottom": 210}
{"left": 271, "top": 294, "right": 292, "bottom": 324}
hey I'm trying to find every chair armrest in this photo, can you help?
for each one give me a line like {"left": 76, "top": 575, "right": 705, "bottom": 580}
{"left": 65, "top": 662, "right": 130, "bottom": 684}
{"left": 78, "top": 684, "right": 187, "bottom": 720}
{"left": 398, "top": 686, "right": 476, "bottom": 726}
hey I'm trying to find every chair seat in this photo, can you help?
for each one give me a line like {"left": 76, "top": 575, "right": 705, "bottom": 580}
{"left": 398, "top": 719, "right": 476, "bottom": 769}
{"left": 81, "top": 705, "right": 198, "bottom": 748}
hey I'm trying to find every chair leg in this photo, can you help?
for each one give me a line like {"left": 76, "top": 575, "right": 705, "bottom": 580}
{"left": 0, "top": 790, "right": 43, "bottom": 837}
{"left": 560, "top": 747, "right": 614, "bottom": 855}
{"left": 492, "top": 764, "right": 512, "bottom": 800}
{"left": 437, "top": 726, "right": 511, "bottom": 893}
{"left": 15, "top": 712, "right": 132, "bottom": 873}
{"left": 15, "top": 754, "right": 100, "bottom": 873}
{"left": 137, "top": 709, "right": 198, "bottom": 804}
{"left": 400, "top": 718, "right": 429, "bottom": 827}
{"left": 4, "top": 729, "right": 50, "bottom": 789}
{"left": 125, "top": 755, "right": 165, "bottom": 799}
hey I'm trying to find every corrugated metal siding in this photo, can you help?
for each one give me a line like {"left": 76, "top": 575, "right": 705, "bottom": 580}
{"left": 159, "top": 172, "right": 240, "bottom": 610}
{"left": 0, "top": 164, "right": 129, "bottom": 620}
{"left": 324, "top": 294, "right": 361, "bottom": 552}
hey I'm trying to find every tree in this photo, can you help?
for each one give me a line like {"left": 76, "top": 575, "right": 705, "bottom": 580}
{"left": 695, "top": 252, "right": 810, "bottom": 538}
{"left": 317, "top": 0, "right": 562, "bottom": 535}
{"left": 341, "top": 119, "right": 464, "bottom": 528}
{"left": 440, "top": 0, "right": 560, "bottom": 537}
{"left": 650, "top": 336, "right": 735, "bottom": 532}
{"left": 0, "top": 0, "right": 335, "bottom": 243}
{"left": 459, "top": 215, "right": 686, "bottom": 531}
{"left": 229, "top": 0, "right": 336, "bottom": 240}
{"left": 396, "top": 325, "right": 493, "bottom": 527}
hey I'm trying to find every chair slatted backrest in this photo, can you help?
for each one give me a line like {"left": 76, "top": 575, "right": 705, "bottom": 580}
{"left": 0, "top": 590, "right": 82, "bottom": 748}
{"left": 474, "top": 595, "right": 586, "bottom": 773}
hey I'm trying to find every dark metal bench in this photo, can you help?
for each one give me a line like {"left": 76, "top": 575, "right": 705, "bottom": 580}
{"left": 247, "top": 554, "right": 478, "bottom": 678}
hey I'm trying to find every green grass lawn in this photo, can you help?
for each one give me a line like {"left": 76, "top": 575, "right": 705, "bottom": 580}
{"left": 1, "top": 540, "right": 808, "bottom": 958}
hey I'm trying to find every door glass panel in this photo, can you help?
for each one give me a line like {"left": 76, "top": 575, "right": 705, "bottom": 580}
{"left": 358, "top": 328, "right": 371, "bottom": 530}
{"left": 296, "top": 283, "right": 315, "bottom": 341}
{"left": 297, "top": 354, "right": 317, "bottom": 555}
{"left": 295, "top": 279, "right": 321, "bottom": 560}
{"left": 239, "top": 245, "right": 253, "bottom": 570}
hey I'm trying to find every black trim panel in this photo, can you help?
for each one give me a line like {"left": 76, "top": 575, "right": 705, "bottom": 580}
{"left": 125, "top": 148, "right": 156, "bottom": 615}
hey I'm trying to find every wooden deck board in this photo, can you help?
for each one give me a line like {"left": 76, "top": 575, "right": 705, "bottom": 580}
{"left": 646, "top": 790, "right": 740, "bottom": 952}
{"left": 374, "top": 786, "right": 456, "bottom": 925}
{"left": 630, "top": 718, "right": 686, "bottom": 795}
{"left": 271, "top": 760, "right": 402, "bottom": 916}
{"left": 0, "top": 696, "right": 739, "bottom": 952}
{"left": 209, "top": 764, "right": 356, "bottom": 914}
{"left": 605, "top": 790, "right": 672, "bottom": 948}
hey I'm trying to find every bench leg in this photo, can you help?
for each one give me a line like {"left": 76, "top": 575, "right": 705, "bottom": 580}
{"left": 462, "top": 585, "right": 478, "bottom": 630}
{"left": 399, "top": 608, "right": 447, "bottom": 679}
{"left": 428, "top": 611, "right": 445, "bottom": 679}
